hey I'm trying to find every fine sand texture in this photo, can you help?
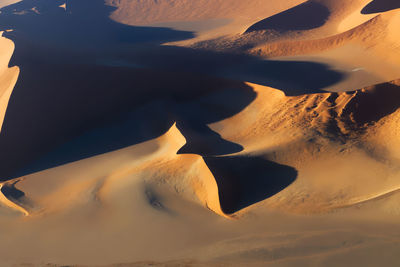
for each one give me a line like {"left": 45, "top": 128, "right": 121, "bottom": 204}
{"left": 1, "top": 0, "right": 400, "bottom": 266}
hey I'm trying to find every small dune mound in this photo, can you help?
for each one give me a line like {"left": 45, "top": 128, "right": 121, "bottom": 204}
{"left": 362, "top": 0, "right": 400, "bottom": 14}
{"left": 245, "top": 1, "right": 330, "bottom": 33}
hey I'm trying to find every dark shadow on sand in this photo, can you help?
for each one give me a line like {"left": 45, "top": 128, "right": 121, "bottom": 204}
{"left": 0, "top": 0, "right": 343, "bottom": 180}
{"left": 0, "top": 183, "right": 25, "bottom": 200}
{"left": 245, "top": 1, "right": 330, "bottom": 33}
{"left": 361, "top": 0, "right": 400, "bottom": 14}
{"left": 341, "top": 81, "right": 400, "bottom": 127}
{"left": 204, "top": 156, "right": 297, "bottom": 214}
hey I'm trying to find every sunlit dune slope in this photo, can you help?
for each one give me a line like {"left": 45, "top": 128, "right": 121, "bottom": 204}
{"left": 0, "top": 34, "right": 18, "bottom": 132}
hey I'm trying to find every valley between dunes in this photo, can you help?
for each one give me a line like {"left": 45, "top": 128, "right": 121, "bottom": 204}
{"left": 1, "top": 0, "right": 400, "bottom": 266}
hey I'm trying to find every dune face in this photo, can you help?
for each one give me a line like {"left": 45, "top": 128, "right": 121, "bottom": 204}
{"left": 245, "top": 1, "right": 330, "bottom": 33}
{"left": 1, "top": 0, "right": 400, "bottom": 266}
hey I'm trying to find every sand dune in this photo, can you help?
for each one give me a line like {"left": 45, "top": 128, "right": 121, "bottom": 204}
{"left": 2, "top": 80, "right": 400, "bottom": 216}
{"left": 191, "top": 0, "right": 400, "bottom": 90}
{"left": 207, "top": 80, "right": 400, "bottom": 213}
{"left": 108, "top": 0, "right": 306, "bottom": 27}
{"left": 1, "top": 0, "right": 400, "bottom": 266}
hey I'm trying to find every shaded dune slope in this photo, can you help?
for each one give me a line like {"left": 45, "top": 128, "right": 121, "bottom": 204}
{"left": 204, "top": 156, "right": 297, "bottom": 214}
{"left": 245, "top": 1, "right": 330, "bottom": 33}
{"left": 362, "top": 0, "right": 400, "bottom": 14}
{"left": 339, "top": 79, "right": 400, "bottom": 129}
{"left": 0, "top": 181, "right": 31, "bottom": 215}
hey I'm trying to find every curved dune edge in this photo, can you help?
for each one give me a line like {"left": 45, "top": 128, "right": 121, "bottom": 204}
{"left": 0, "top": 182, "right": 29, "bottom": 216}
{"left": 0, "top": 34, "right": 19, "bottom": 133}
{"left": 242, "top": 0, "right": 387, "bottom": 38}
{"left": 338, "top": 187, "right": 400, "bottom": 209}
{"left": 188, "top": 157, "right": 228, "bottom": 217}
{"left": 244, "top": 1, "right": 331, "bottom": 34}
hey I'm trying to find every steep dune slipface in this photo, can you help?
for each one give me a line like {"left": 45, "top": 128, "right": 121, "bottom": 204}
{"left": 0, "top": 35, "right": 18, "bottom": 132}
{"left": 245, "top": 1, "right": 331, "bottom": 33}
